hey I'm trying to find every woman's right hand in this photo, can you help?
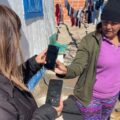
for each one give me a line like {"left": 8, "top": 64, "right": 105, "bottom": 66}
{"left": 55, "top": 60, "right": 67, "bottom": 75}
{"left": 53, "top": 98, "right": 63, "bottom": 116}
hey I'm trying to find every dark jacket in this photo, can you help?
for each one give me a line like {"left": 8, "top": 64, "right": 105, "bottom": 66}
{"left": 0, "top": 56, "right": 57, "bottom": 120}
{"left": 65, "top": 31, "right": 102, "bottom": 106}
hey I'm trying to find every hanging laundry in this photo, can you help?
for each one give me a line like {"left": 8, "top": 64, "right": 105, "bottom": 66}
{"left": 86, "top": 0, "right": 94, "bottom": 23}
{"left": 76, "top": 9, "right": 82, "bottom": 28}
{"left": 70, "top": 8, "right": 76, "bottom": 26}
{"left": 94, "top": 0, "right": 105, "bottom": 24}
{"left": 55, "top": 4, "right": 60, "bottom": 25}
{"left": 55, "top": 3, "right": 64, "bottom": 26}
{"left": 83, "top": 0, "right": 104, "bottom": 24}
{"left": 64, "top": 0, "right": 68, "bottom": 7}
{"left": 68, "top": 6, "right": 72, "bottom": 16}
{"left": 95, "top": 0, "right": 104, "bottom": 10}
{"left": 59, "top": 4, "right": 64, "bottom": 24}
{"left": 63, "top": 0, "right": 105, "bottom": 26}
{"left": 64, "top": 0, "right": 88, "bottom": 28}
{"left": 23, "top": 0, "right": 43, "bottom": 20}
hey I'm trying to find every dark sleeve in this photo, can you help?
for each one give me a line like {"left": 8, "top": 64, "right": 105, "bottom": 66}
{"left": 22, "top": 55, "right": 43, "bottom": 84}
{"left": 0, "top": 100, "right": 18, "bottom": 120}
{"left": 32, "top": 104, "right": 57, "bottom": 120}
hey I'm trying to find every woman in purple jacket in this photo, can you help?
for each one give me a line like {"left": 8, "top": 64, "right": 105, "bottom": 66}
{"left": 55, "top": 0, "right": 120, "bottom": 119}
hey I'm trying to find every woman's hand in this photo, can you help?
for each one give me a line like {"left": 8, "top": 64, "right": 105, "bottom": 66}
{"left": 35, "top": 49, "right": 47, "bottom": 65}
{"left": 55, "top": 60, "right": 67, "bottom": 75}
{"left": 53, "top": 98, "right": 63, "bottom": 116}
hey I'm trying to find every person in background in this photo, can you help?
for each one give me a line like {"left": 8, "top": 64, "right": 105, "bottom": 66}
{"left": 0, "top": 5, "right": 63, "bottom": 120}
{"left": 55, "top": 0, "right": 120, "bottom": 119}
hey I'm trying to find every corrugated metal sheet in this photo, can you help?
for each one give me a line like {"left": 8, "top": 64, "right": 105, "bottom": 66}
{"left": 0, "top": 0, "right": 55, "bottom": 60}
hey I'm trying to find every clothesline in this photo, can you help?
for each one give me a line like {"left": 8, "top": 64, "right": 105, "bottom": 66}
{"left": 55, "top": 0, "right": 105, "bottom": 27}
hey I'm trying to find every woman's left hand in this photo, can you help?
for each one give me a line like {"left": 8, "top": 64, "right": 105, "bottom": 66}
{"left": 35, "top": 49, "right": 47, "bottom": 65}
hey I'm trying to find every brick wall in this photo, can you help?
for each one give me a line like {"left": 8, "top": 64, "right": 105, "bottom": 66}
{"left": 54, "top": 0, "right": 86, "bottom": 23}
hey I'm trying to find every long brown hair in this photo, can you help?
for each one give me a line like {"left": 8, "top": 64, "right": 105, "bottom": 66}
{"left": 0, "top": 5, "right": 27, "bottom": 90}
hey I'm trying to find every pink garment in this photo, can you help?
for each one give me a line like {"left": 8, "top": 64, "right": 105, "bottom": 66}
{"left": 93, "top": 37, "right": 120, "bottom": 98}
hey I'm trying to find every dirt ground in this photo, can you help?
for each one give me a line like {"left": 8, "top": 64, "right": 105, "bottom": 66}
{"left": 32, "top": 22, "right": 120, "bottom": 120}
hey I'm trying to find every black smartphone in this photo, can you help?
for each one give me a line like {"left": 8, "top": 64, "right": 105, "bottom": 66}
{"left": 45, "top": 79, "right": 63, "bottom": 107}
{"left": 44, "top": 45, "right": 59, "bottom": 70}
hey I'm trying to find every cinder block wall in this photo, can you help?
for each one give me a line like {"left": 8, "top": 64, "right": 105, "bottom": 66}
{"left": 54, "top": 0, "right": 86, "bottom": 22}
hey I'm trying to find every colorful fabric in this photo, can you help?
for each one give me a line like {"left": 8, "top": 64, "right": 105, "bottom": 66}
{"left": 76, "top": 95, "right": 118, "bottom": 120}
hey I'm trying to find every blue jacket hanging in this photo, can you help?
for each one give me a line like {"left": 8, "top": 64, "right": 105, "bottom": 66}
{"left": 23, "top": 0, "right": 43, "bottom": 20}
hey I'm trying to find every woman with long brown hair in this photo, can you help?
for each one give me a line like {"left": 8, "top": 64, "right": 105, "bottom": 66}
{"left": 0, "top": 5, "right": 63, "bottom": 120}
